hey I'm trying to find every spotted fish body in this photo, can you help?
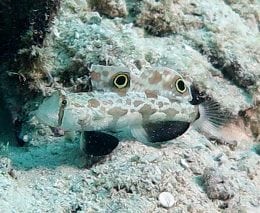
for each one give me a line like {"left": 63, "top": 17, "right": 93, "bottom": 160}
{"left": 35, "top": 66, "right": 208, "bottom": 156}
{"left": 36, "top": 90, "right": 198, "bottom": 143}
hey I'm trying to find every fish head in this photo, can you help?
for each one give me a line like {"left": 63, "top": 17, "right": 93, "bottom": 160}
{"left": 35, "top": 91, "right": 64, "bottom": 127}
{"left": 59, "top": 93, "right": 96, "bottom": 131}
{"left": 35, "top": 91, "right": 108, "bottom": 132}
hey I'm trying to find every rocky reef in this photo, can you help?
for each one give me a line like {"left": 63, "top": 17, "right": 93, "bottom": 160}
{"left": 0, "top": 0, "right": 259, "bottom": 212}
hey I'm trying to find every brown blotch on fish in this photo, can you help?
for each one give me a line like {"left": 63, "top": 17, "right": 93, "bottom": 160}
{"left": 139, "top": 104, "right": 157, "bottom": 120}
{"left": 134, "top": 100, "right": 144, "bottom": 107}
{"left": 91, "top": 72, "right": 101, "bottom": 81}
{"left": 112, "top": 88, "right": 128, "bottom": 97}
{"left": 148, "top": 71, "right": 162, "bottom": 84}
{"left": 88, "top": 99, "right": 100, "bottom": 108}
{"left": 145, "top": 89, "right": 158, "bottom": 99}
{"left": 161, "top": 108, "right": 178, "bottom": 117}
{"left": 108, "top": 107, "right": 128, "bottom": 117}
{"left": 103, "top": 100, "right": 113, "bottom": 105}
{"left": 72, "top": 103, "right": 83, "bottom": 108}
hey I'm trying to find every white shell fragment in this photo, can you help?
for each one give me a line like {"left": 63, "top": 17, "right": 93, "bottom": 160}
{"left": 158, "top": 192, "right": 175, "bottom": 208}
{"left": 22, "top": 135, "right": 29, "bottom": 143}
{"left": 180, "top": 159, "right": 189, "bottom": 169}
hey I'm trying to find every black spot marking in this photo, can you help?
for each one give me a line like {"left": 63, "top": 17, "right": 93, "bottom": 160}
{"left": 82, "top": 131, "right": 119, "bottom": 156}
{"left": 144, "top": 121, "right": 190, "bottom": 143}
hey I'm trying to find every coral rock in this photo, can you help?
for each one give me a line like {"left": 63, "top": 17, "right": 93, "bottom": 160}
{"left": 89, "top": 0, "right": 128, "bottom": 18}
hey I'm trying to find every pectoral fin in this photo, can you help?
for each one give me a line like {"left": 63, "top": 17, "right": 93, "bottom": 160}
{"left": 80, "top": 131, "right": 119, "bottom": 156}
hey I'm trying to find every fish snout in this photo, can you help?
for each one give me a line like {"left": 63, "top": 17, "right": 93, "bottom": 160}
{"left": 189, "top": 85, "right": 206, "bottom": 105}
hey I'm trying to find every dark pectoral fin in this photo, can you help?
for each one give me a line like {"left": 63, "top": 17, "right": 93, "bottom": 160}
{"left": 143, "top": 121, "right": 190, "bottom": 143}
{"left": 81, "top": 131, "right": 119, "bottom": 156}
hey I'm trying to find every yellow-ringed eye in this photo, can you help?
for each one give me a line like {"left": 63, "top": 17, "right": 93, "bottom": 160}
{"left": 113, "top": 74, "right": 129, "bottom": 89}
{"left": 175, "top": 78, "right": 186, "bottom": 93}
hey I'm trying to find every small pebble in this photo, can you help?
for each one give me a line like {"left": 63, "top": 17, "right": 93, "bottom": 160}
{"left": 22, "top": 135, "right": 29, "bottom": 143}
{"left": 202, "top": 167, "right": 234, "bottom": 200}
{"left": 180, "top": 159, "right": 189, "bottom": 169}
{"left": 158, "top": 192, "right": 175, "bottom": 208}
{"left": 75, "top": 32, "right": 79, "bottom": 39}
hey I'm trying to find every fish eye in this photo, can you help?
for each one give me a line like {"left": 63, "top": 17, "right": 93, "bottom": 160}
{"left": 113, "top": 73, "right": 129, "bottom": 89}
{"left": 175, "top": 78, "right": 186, "bottom": 93}
{"left": 61, "top": 99, "right": 67, "bottom": 106}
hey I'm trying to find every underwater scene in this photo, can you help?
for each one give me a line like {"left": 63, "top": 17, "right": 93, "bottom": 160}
{"left": 0, "top": 0, "right": 259, "bottom": 212}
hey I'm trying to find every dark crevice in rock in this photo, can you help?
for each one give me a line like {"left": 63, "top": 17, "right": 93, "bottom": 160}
{"left": 0, "top": 0, "right": 60, "bottom": 63}
{"left": 0, "top": 92, "right": 17, "bottom": 146}
{"left": 0, "top": 64, "right": 40, "bottom": 146}
{"left": 186, "top": 42, "right": 256, "bottom": 90}
{"left": 0, "top": 1, "right": 61, "bottom": 142}
{"left": 204, "top": 50, "right": 256, "bottom": 89}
